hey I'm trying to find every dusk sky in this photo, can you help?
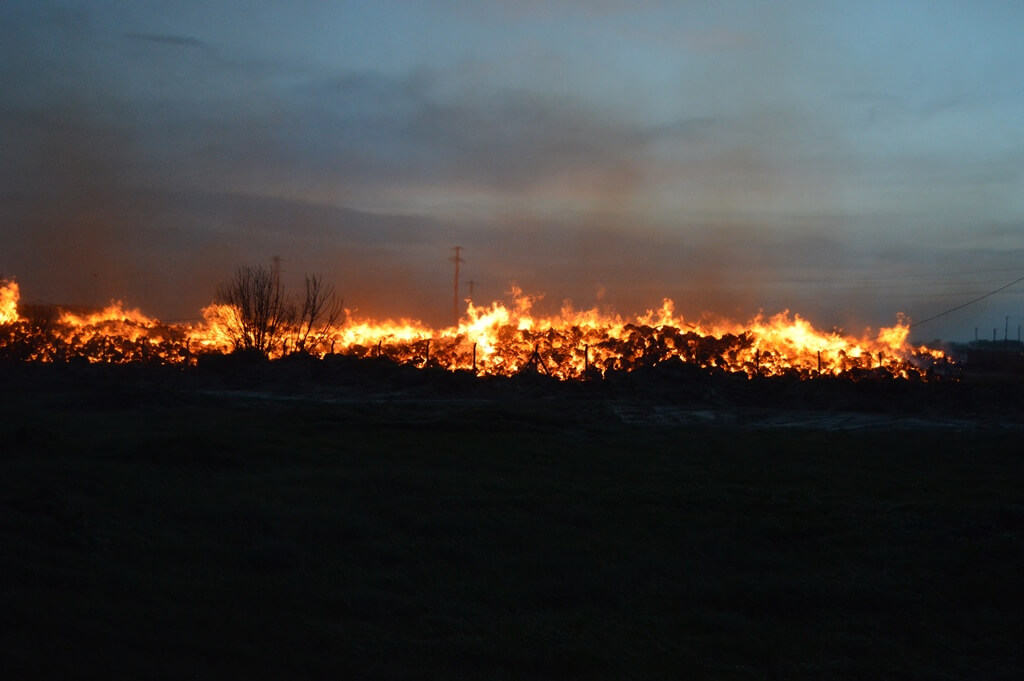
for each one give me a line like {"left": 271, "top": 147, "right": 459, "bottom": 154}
{"left": 2, "top": 1, "right": 1022, "bottom": 341}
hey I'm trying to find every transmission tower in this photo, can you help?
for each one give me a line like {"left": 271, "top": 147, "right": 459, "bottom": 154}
{"left": 450, "top": 246, "right": 464, "bottom": 326}
{"left": 270, "top": 255, "right": 282, "bottom": 285}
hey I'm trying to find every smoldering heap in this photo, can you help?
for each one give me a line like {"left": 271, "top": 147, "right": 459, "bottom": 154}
{"left": 0, "top": 277, "right": 951, "bottom": 382}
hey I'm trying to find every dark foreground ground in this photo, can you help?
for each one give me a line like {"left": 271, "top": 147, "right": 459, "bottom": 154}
{"left": 1, "top": 363, "right": 1022, "bottom": 679}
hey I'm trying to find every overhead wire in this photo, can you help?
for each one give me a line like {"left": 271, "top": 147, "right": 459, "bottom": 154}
{"left": 906, "top": 274, "right": 1024, "bottom": 330}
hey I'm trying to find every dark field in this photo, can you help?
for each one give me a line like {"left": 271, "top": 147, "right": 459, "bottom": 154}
{"left": 1, "top": 365, "right": 1022, "bottom": 679}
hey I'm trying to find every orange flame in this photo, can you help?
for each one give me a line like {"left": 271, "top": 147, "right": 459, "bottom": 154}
{"left": 1, "top": 280, "right": 20, "bottom": 325}
{"left": 0, "top": 277, "right": 950, "bottom": 379}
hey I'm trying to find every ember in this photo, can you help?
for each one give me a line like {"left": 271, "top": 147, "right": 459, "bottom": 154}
{"left": 0, "top": 277, "right": 949, "bottom": 379}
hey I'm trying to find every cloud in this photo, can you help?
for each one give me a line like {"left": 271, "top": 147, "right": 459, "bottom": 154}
{"left": 123, "top": 32, "right": 208, "bottom": 49}
{"left": 280, "top": 70, "right": 650, "bottom": 197}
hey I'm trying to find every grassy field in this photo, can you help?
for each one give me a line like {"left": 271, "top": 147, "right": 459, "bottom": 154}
{"left": 1, "top": 382, "right": 1022, "bottom": 679}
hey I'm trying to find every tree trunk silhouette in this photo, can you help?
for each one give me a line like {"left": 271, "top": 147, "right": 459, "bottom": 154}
{"left": 216, "top": 265, "right": 294, "bottom": 356}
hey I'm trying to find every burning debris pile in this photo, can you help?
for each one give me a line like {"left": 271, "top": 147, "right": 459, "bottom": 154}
{"left": 0, "top": 278, "right": 949, "bottom": 380}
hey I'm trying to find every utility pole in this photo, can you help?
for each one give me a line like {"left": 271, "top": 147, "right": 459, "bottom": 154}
{"left": 468, "top": 280, "right": 476, "bottom": 302}
{"left": 450, "top": 246, "right": 464, "bottom": 326}
{"left": 271, "top": 255, "right": 282, "bottom": 285}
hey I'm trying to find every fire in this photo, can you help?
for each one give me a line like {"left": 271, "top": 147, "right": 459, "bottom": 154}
{"left": 1, "top": 280, "right": 20, "bottom": 325}
{"left": 195, "top": 303, "right": 245, "bottom": 354}
{"left": 0, "top": 276, "right": 950, "bottom": 379}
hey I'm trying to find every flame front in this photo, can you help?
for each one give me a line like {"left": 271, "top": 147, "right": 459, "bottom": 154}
{"left": 1, "top": 280, "right": 20, "bottom": 325}
{"left": 0, "top": 277, "right": 949, "bottom": 379}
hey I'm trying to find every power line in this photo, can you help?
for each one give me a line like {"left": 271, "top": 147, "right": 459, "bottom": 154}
{"left": 907, "top": 274, "right": 1024, "bottom": 330}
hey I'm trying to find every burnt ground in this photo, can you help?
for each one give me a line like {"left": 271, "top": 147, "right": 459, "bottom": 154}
{"left": 3, "top": 352, "right": 1022, "bottom": 430}
{"left": 1, "top": 358, "right": 1022, "bottom": 679}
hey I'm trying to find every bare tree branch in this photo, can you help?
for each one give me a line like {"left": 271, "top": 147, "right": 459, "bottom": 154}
{"left": 216, "top": 265, "right": 295, "bottom": 356}
{"left": 294, "top": 273, "right": 345, "bottom": 354}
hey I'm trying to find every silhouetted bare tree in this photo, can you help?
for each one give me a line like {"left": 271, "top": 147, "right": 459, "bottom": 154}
{"left": 294, "top": 273, "right": 345, "bottom": 354}
{"left": 216, "top": 264, "right": 294, "bottom": 355}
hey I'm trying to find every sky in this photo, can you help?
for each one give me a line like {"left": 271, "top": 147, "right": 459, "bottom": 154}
{"left": 1, "top": 0, "right": 1022, "bottom": 341}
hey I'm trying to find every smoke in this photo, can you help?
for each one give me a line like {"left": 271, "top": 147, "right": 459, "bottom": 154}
{"left": 1, "top": 103, "right": 141, "bottom": 302}
{"left": 2, "top": 2, "right": 1020, "bottom": 342}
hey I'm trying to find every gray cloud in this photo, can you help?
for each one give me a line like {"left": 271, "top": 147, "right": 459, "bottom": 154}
{"left": 123, "top": 32, "right": 208, "bottom": 49}
{"left": 277, "top": 70, "right": 649, "bottom": 193}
